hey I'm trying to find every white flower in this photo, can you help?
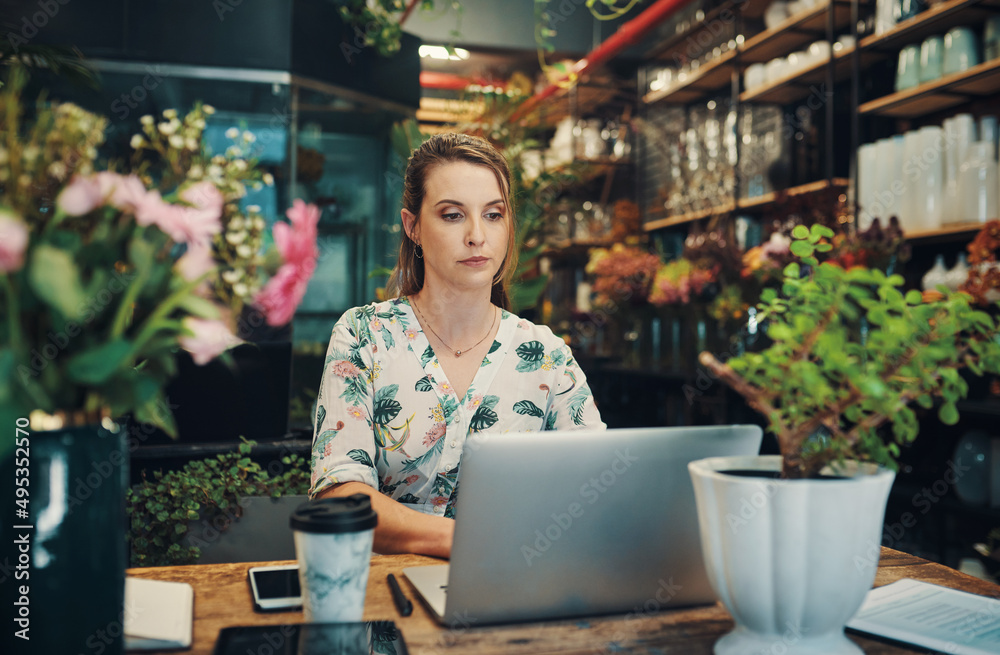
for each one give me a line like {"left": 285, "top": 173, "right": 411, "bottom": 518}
{"left": 253, "top": 217, "right": 265, "bottom": 231}
{"left": 207, "top": 164, "right": 224, "bottom": 179}
{"left": 236, "top": 244, "right": 252, "bottom": 258}
{"left": 158, "top": 121, "right": 177, "bottom": 135}
{"left": 188, "top": 165, "right": 204, "bottom": 178}
{"left": 185, "top": 137, "right": 199, "bottom": 151}
{"left": 202, "top": 104, "right": 216, "bottom": 115}
{"left": 225, "top": 127, "right": 239, "bottom": 139}
{"left": 225, "top": 231, "right": 247, "bottom": 245}
{"left": 229, "top": 216, "right": 244, "bottom": 230}
{"left": 231, "top": 159, "right": 247, "bottom": 172}
{"left": 168, "top": 134, "right": 184, "bottom": 148}
{"left": 222, "top": 269, "right": 242, "bottom": 284}
{"left": 193, "top": 118, "right": 206, "bottom": 129}
{"left": 130, "top": 134, "right": 145, "bottom": 149}
{"left": 211, "top": 155, "right": 226, "bottom": 165}
{"left": 47, "top": 161, "right": 67, "bottom": 179}
{"left": 233, "top": 282, "right": 249, "bottom": 298}
{"left": 140, "top": 115, "right": 154, "bottom": 126}
{"left": 233, "top": 183, "right": 246, "bottom": 198}
{"left": 22, "top": 146, "right": 39, "bottom": 162}
{"left": 225, "top": 145, "right": 243, "bottom": 158}
{"left": 246, "top": 205, "right": 261, "bottom": 213}
{"left": 242, "top": 131, "right": 256, "bottom": 143}
{"left": 262, "top": 172, "right": 274, "bottom": 186}
{"left": 162, "top": 109, "right": 178, "bottom": 119}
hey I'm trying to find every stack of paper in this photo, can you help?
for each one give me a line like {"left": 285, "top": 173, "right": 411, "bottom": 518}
{"left": 124, "top": 577, "right": 194, "bottom": 651}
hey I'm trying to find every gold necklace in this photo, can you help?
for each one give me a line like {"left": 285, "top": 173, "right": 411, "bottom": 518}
{"left": 411, "top": 298, "right": 497, "bottom": 358}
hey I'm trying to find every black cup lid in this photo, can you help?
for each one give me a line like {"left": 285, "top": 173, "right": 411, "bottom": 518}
{"left": 290, "top": 494, "right": 378, "bottom": 534}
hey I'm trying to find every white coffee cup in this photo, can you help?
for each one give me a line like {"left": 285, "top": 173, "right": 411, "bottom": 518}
{"left": 291, "top": 495, "right": 378, "bottom": 623}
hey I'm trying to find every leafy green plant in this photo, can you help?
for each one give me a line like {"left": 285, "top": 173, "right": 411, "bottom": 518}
{"left": 337, "top": 0, "right": 462, "bottom": 58}
{"left": 127, "top": 438, "right": 310, "bottom": 567}
{"left": 700, "top": 224, "right": 1000, "bottom": 479}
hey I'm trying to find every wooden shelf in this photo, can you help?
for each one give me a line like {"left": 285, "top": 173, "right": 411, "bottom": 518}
{"left": 860, "top": 0, "right": 1000, "bottom": 53}
{"left": 740, "top": 1, "right": 856, "bottom": 65}
{"left": 643, "top": 178, "right": 849, "bottom": 231}
{"left": 646, "top": 0, "right": 771, "bottom": 61}
{"left": 740, "top": 177, "right": 849, "bottom": 208}
{"left": 859, "top": 57, "right": 1000, "bottom": 117}
{"left": 740, "top": 47, "right": 881, "bottom": 104}
{"left": 642, "top": 49, "right": 738, "bottom": 105}
{"left": 906, "top": 222, "right": 990, "bottom": 242}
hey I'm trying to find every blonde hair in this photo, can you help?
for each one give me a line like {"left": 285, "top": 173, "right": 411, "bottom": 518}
{"left": 386, "top": 133, "right": 518, "bottom": 310}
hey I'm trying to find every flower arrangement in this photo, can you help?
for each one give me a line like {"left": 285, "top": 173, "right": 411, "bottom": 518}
{"left": 701, "top": 225, "right": 1000, "bottom": 479}
{"left": 647, "top": 258, "right": 716, "bottom": 306}
{"left": 961, "top": 219, "right": 1000, "bottom": 306}
{"left": 586, "top": 243, "right": 660, "bottom": 305}
{"left": 0, "top": 67, "right": 318, "bottom": 436}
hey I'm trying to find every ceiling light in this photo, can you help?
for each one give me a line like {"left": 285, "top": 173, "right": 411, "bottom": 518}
{"left": 419, "top": 45, "right": 470, "bottom": 60}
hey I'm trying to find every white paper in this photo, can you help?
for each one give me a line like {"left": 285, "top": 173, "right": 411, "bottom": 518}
{"left": 847, "top": 578, "right": 1000, "bottom": 655}
{"left": 123, "top": 577, "right": 194, "bottom": 650}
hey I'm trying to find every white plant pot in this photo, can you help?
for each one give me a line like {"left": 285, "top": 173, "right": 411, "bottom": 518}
{"left": 688, "top": 455, "right": 895, "bottom": 655}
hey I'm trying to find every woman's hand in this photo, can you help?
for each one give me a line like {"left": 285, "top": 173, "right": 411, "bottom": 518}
{"left": 315, "top": 481, "right": 454, "bottom": 559}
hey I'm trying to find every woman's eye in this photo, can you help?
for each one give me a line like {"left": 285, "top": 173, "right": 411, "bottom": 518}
{"left": 442, "top": 212, "right": 462, "bottom": 221}
{"left": 485, "top": 212, "right": 504, "bottom": 221}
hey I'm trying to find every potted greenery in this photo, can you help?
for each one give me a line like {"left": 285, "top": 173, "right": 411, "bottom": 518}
{"left": 691, "top": 224, "right": 1000, "bottom": 654}
{"left": 0, "top": 64, "right": 318, "bottom": 655}
{"left": 128, "top": 439, "right": 310, "bottom": 567}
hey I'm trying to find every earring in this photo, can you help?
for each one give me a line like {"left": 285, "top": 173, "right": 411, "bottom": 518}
{"left": 414, "top": 244, "right": 423, "bottom": 259}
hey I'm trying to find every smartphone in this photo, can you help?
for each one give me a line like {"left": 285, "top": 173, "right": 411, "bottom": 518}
{"left": 247, "top": 564, "right": 302, "bottom": 612}
{"left": 213, "top": 622, "right": 407, "bottom": 655}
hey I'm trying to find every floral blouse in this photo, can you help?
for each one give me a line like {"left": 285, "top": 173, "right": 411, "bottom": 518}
{"left": 309, "top": 297, "right": 605, "bottom": 517}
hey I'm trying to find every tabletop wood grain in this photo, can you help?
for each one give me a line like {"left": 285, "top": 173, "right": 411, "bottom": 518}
{"left": 127, "top": 547, "right": 1000, "bottom": 654}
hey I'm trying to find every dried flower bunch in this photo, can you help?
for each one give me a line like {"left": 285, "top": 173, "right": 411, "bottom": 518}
{"left": 0, "top": 67, "right": 318, "bottom": 436}
{"left": 961, "top": 220, "right": 1000, "bottom": 306}
{"left": 586, "top": 243, "right": 661, "bottom": 305}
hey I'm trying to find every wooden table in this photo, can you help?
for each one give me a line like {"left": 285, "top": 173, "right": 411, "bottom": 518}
{"left": 128, "top": 547, "right": 1000, "bottom": 654}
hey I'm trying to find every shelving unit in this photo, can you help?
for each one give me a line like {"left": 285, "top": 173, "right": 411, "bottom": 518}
{"left": 858, "top": 57, "right": 1000, "bottom": 117}
{"left": 739, "top": 1, "right": 854, "bottom": 64}
{"left": 644, "top": 179, "right": 850, "bottom": 231}
{"left": 740, "top": 47, "right": 868, "bottom": 104}
{"left": 858, "top": 0, "right": 1000, "bottom": 53}
{"left": 907, "top": 222, "right": 992, "bottom": 242}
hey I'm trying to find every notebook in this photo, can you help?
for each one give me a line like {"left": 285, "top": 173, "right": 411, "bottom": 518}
{"left": 124, "top": 577, "right": 194, "bottom": 650}
{"left": 403, "top": 424, "right": 762, "bottom": 626}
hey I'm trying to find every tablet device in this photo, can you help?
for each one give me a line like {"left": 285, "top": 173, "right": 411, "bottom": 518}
{"left": 212, "top": 622, "right": 407, "bottom": 655}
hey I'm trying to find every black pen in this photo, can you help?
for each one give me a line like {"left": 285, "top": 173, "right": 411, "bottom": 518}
{"left": 387, "top": 573, "right": 413, "bottom": 617}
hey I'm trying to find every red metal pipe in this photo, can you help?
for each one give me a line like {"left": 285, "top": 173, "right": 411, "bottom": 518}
{"left": 399, "top": 0, "right": 421, "bottom": 26}
{"left": 512, "top": 0, "right": 693, "bottom": 121}
{"left": 420, "top": 71, "right": 506, "bottom": 91}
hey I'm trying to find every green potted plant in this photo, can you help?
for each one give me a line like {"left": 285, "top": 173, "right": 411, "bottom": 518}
{"left": 691, "top": 224, "right": 1000, "bottom": 655}
{"left": 0, "top": 65, "right": 318, "bottom": 655}
{"left": 128, "top": 439, "right": 310, "bottom": 567}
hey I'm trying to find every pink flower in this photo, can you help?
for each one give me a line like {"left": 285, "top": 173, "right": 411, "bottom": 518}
{"left": 179, "top": 317, "right": 242, "bottom": 365}
{"left": 370, "top": 318, "right": 383, "bottom": 331}
{"left": 423, "top": 423, "right": 446, "bottom": 447}
{"left": 432, "top": 496, "right": 448, "bottom": 507}
{"left": 332, "top": 360, "right": 361, "bottom": 378}
{"left": 0, "top": 211, "right": 29, "bottom": 272}
{"left": 174, "top": 241, "right": 216, "bottom": 282}
{"left": 136, "top": 182, "right": 222, "bottom": 246}
{"left": 102, "top": 173, "right": 149, "bottom": 214}
{"left": 405, "top": 474, "right": 419, "bottom": 485}
{"left": 404, "top": 329, "right": 418, "bottom": 341}
{"left": 347, "top": 405, "right": 365, "bottom": 420}
{"left": 56, "top": 174, "right": 104, "bottom": 216}
{"left": 254, "top": 200, "right": 319, "bottom": 326}
{"left": 467, "top": 394, "right": 483, "bottom": 410}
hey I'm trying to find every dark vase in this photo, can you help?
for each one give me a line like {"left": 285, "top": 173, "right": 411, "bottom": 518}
{"left": 1, "top": 417, "right": 128, "bottom": 655}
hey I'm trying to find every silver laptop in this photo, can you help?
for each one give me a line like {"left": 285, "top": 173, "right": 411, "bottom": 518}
{"left": 403, "top": 424, "right": 762, "bottom": 626}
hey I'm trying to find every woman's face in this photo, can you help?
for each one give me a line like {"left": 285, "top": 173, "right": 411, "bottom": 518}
{"left": 402, "top": 160, "right": 509, "bottom": 296}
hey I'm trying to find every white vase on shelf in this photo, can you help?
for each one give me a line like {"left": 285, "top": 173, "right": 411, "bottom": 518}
{"left": 921, "top": 254, "right": 948, "bottom": 292}
{"left": 945, "top": 253, "right": 970, "bottom": 291}
{"left": 961, "top": 141, "right": 999, "bottom": 223}
{"left": 919, "top": 126, "right": 945, "bottom": 230}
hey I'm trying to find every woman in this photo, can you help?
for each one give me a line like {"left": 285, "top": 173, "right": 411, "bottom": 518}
{"left": 309, "top": 133, "right": 604, "bottom": 558}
